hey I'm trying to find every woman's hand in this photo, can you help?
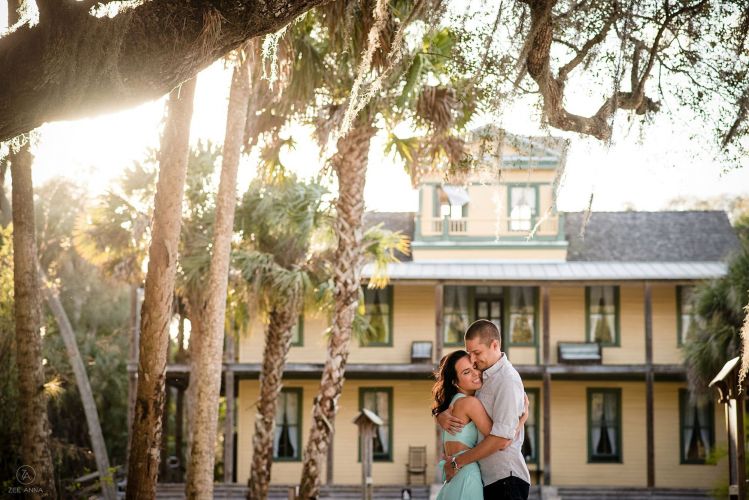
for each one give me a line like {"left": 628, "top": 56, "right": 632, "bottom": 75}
{"left": 436, "top": 405, "right": 465, "bottom": 435}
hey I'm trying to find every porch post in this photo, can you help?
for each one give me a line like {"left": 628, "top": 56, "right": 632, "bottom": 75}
{"left": 541, "top": 285, "right": 551, "bottom": 486}
{"left": 644, "top": 282, "right": 655, "bottom": 488}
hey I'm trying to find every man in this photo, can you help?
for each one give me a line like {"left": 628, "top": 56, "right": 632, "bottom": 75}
{"left": 437, "top": 319, "right": 531, "bottom": 499}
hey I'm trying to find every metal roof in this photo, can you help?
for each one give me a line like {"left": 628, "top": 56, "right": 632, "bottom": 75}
{"left": 361, "top": 260, "right": 727, "bottom": 281}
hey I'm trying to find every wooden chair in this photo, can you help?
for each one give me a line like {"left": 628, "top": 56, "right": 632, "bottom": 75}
{"left": 405, "top": 445, "right": 427, "bottom": 485}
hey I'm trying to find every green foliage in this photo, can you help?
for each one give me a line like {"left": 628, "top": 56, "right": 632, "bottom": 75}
{"left": 0, "top": 224, "right": 21, "bottom": 484}
{"left": 34, "top": 178, "right": 132, "bottom": 480}
{"left": 683, "top": 235, "right": 749, "bottom": 397}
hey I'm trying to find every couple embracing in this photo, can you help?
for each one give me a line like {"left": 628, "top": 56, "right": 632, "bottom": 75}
{"left": 432, "top": 319, "right": 531, "bottom": 500}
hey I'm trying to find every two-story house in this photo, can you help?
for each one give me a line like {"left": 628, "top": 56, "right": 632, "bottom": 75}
{"left": 233, "top": 132, "right": 738, "bottom": 492}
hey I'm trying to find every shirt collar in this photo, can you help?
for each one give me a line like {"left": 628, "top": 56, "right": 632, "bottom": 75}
{"left": 482, "top": 352, "right": 507, "bottom": 380}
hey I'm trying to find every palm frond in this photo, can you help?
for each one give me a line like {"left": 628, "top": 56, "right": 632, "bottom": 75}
{"left": 362, "top": 223, "right": 410, "bottom": 288}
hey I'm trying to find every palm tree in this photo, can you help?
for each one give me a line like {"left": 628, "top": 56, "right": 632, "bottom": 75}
{"left": 126, "top": 76, "right": 197, "bottom": 499}
{"left": 683, "top": 220, "right": 749, "bottom": 397}
{"left": 185, "top": 43, "right": 253, "bottom": 497}
{"left": 9, "top": 142, "right": 57, "bottom": 496}
{"left": 234, "top": 173, "right": 328, "bottom": 500}
{"left": 291, "top": 4, "right": 475, "bottom": 495}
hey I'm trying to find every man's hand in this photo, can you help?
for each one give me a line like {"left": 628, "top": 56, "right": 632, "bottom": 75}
{"left": 443, "top": 457, "right": 458, "bottom": 482}
{"left": 436, "top": 406, "right": 465, "bottom": 435}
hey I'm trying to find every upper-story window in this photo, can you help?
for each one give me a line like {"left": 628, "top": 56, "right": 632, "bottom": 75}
{"left": 436, "top": 185, "right": 470, "bottom": 219}
{"left": 444, "top": 286, "right": 473, "bottom": 345}
{"left": 677, "top": 285, "right": 697, "bottom": 346}
{"left": 444, "top": 286, "right": 537, "bottom": 347}
{"left": 586, "top": 286, "right": 620, "bottom": 346}
{"left": 361, "top": 286, "right": 393, "bottom": 346}
{"left": 508, "top": 287, "right": 537, "bottom": 345}
{"left": 509, "top": 185, "right": 537, "bottom": 231}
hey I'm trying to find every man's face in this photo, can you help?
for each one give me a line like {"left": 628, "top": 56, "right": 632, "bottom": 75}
{"left": 465, "top": 337, "right": 500, "bottom": 371}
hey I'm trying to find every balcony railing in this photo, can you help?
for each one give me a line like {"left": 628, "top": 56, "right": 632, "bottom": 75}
{"left": 421, "top": 215, "right": 560, "bottom": 238}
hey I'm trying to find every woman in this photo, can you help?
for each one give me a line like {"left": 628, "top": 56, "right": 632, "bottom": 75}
{"left": 432, "top": 350, "right": 528, "bottom": 499}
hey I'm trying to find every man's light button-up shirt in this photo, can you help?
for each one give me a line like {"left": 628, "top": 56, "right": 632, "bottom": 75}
{"left": 475, "top": 353, "right": 531, "bottom": 486}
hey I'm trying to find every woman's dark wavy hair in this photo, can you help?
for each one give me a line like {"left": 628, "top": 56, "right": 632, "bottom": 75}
{"left": 431, "top": 350, "right": 469, "bottom": 417}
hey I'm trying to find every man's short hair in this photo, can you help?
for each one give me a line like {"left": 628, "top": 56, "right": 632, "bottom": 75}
{"left": 464, "top": 319, "right": 501, "bottom": 346}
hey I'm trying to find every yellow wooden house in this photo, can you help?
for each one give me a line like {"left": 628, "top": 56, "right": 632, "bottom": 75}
{"left": 231, "top": 132, "right": 737, "bottom": 496}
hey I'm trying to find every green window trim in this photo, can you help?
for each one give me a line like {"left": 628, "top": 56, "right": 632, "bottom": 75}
{"left": 585, "top": 286, "right": 621, "bottom": 347}
{"left": 523, "top": 388, "right": 541, "bottom": 465}
{"left": 358, "top": 387, "right": 394, "bottom": 462}
{"left": 679, "top": 389, "right": 715, "bottom": 465}
{"left": 505, "top": 286, "right": 540, "bottom": 348}
{"left": 360, "top": 285, "right": 394, "bottom": 347}
{"left": 274, "top": 387, "right": 303, "bottom": 462}
{"left": 290, "top": 315, "right": 304, "bottom": 347}
{"left": 587, "top": 388, "right": 622, "bottom": 463}
{"left": 676, "top": 285, "right": 696, "bottom": 347}
{"left": 506, "top": 183, "right": 542, "bottom": 233}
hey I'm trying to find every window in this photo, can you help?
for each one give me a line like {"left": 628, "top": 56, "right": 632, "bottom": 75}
{"left": 586, "top": 286, "right": 620, "bottom": 346}
{"left": 509, "top": 186, "right": 537, "bottom": 231}
{"left": 475, "top": 286, "right": 503, "bottom": 338}
{"left": 677, "top": 286, "right": 697, "bottom": 346}
{"left": 360, "top": 388, "right": 392, "bottom": 461}
{"left": 290, "top": 316, "right": 303, "bottom": 347}
{"left": 444, "top": 286, "right": 473, "bottom": 345}
{"left": 587, "top": 388, "right": 621, "bottom": 462}
{"left": 443, "top": 286, "right": 510, "bottom": 346}
{"left": 522, "top": 389, "right": 540, "bottom": 464}
{"left": 508, "top": 287, "right": 537, "bottom": 345}
{"left": 362, "top": 286, "right": 392, "bottom": 346}
{"left": 274, "top": 388, "right": 302, "bottom": 461}
{"left": 679, "top": 389, "right": 714, "bottom": 464}
{"left": 435, "top": 185, "right": 470, "bottom": 219}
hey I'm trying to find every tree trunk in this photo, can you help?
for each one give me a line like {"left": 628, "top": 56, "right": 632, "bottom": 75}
{"left": 0, "top": 0, "right": 326, "bottom": 143}
{"left": 184, "top": 294, "right": 206, "bottom": 471}
{"left": 298, "top": 123, "right": 375, "bottom": 499}
{"left": 248, "top": 303, "right": 301, "bottom": 500}
{"left": 126, "top": 77, "right": 196, "bottom": 500}
{"left": 185, "top": 49, "right": 251, "bottom": 499}
{"left": 39, "top": 268, "right": 117, "bottom": 499}
{"left": 10, "top": 143, "right": 57, "bottom": 498}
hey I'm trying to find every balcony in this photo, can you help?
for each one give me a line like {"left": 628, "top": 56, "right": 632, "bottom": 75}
{"left": 419, "top": 214, "right": 561, "bottom": 240}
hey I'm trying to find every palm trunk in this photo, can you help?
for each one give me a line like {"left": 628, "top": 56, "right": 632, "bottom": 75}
{"left": 184, "top": 294, "right": 205, "bottom": 470}
{"left": 126, "top": 77, "right": 196, "bottom": 499}
{"left": 39, "top": 268, "right": 117, "bottom": 499}
{"left": 185, "top": 49, "right": 251, "bottom": 499}
{"left": 10, "top": 143, "right": 57, "bottom": 497}
{"left": 298, "top": 123, "right": 375, "bottom": 499}
{"left": 248, "top": 303, "right": 301, "bottom": 500}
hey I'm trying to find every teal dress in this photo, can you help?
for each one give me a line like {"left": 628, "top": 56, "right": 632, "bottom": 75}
{"left": 436, "top": 393, "right": 484, "bottom": 500}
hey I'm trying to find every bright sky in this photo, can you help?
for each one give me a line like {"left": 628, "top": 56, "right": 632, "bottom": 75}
{"left": 3, "top": 10, "right": 749, "bottom": 214}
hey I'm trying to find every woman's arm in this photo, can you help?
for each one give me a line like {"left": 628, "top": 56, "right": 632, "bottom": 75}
{"left": 458, "top": 397, "right": 493, "bottom": 437}
{"left": 514, "top": 392, "right": 530, "bottom": 438}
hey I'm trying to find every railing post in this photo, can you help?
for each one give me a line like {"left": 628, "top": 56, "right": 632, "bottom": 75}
{"left": 442, "top": 215, "right": 449, "bottom": 238}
